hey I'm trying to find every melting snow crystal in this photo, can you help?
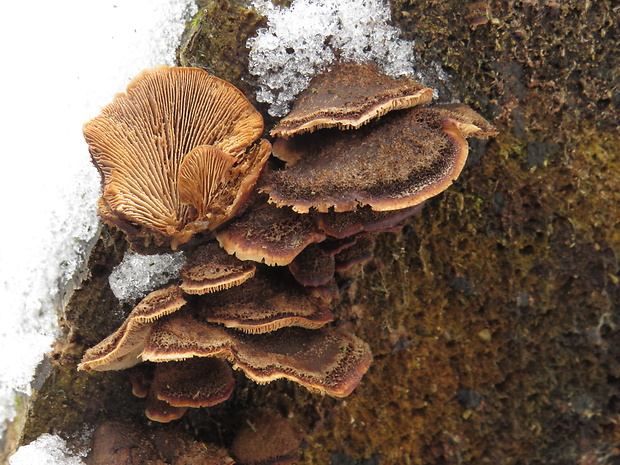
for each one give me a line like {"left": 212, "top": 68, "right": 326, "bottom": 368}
{"left": 9, "top": 434, "right": 86, "bottom": 465}
{"left": 109, "top": 251, "right": 186, "bottom": 304}
{"left": 248, "top": 0, "right": 442, "bottom": 117}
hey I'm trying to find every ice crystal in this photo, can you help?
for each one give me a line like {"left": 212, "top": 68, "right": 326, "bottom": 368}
{"left": 248, "top": 0, "right": 448, "bottom": 116}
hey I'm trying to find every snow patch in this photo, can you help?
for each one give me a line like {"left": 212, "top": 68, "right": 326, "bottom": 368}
{"left": 9, "top": 434, "right": 87, "bottom": 465}
{"left": 0, "top": 0, "right": 197, "bottom": 444}
{"left": 248, "top": 0, "right": 449, "bottom": 116}
{"left": 109, "top": 250, "right": 186, "bottom": 304}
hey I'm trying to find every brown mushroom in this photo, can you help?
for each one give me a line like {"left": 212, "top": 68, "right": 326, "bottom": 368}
{"left": 288, "top": 243, "right": 335, "bottom": 287}
{"left": 180, "top": 242, "right": 256, "bottom": 294}
{"left": 84, "top": 66, "right": 271, "bottom": 251}
{"left": 215, "top": 202, "right": 325, "bottom": 266}
{"left": 271, "top": 62, "right": 434, "bottom": 138}
{"left": 334, "top": 235, "right": 376, "bottom": 271}
{"left": 315, "top": 203, "right": 425, "bottom": 239}
{"left": 151, "top": 357, "right": 234, "bottom": 408}
{"left": 143, "top": 311, "right": 372, "bottom": 397}
{"left": 262, "top": 105, "right": 493, "bottom": 213}
{"left": 194, "top": 269, "right": 334, "bottom": 334}
{"left": 78, "top": 285, "right": 186, "bottom": 371}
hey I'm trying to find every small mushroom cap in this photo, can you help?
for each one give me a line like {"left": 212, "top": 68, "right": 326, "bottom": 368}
{"left": 145, "top": 393, "right": 189, "bottom": 423}
{"left": 334, "top": 235, "right": 375, "bottom": 271}
{"left": 84, "top": 66, "right": 270, "bottom": 250}
{"left": 152, "top": 357, "right": 234, "bottom": 408}
{"left": 271, "top": 62, "right": 434, "bottom": 138}
{"left": 193, "top": 269, "right": 334, "bottom": 334}
{"left": 180, "top": 242, "right": 256, "bottom": 294}
{"left": 216, "top": 202, "right": 325, "bottom": 266}
{"left": 263, "top": 106, "right": 473, "bottom": 213}
{"left": 432, "top": 103, "right": 499, "bottom": 138}
{"left": 231, "top": 409, "right": 303, "bottom": 465}
{"left": 79, "top": 285, "right": 186, "bottom": 371}
{"left": 315, "top": 203, "right": 425, "bottom": 239}
{"left": 288, "top": 243, "right": 336, "bottom": 287}
{"left": 143, "top": 312, "right": 372, "bottom": 397}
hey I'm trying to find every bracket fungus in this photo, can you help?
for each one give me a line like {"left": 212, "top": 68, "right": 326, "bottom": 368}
{"left": 80, "top": 62, "right": 497, "bottom": 437}
{"left": 271, "top": 62, "right": 434, "bottom": 138}
{"left": 84, "top": 65, "right": 271, "bottom": 251}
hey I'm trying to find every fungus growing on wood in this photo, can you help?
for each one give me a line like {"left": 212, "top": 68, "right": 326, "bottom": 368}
{"left": 263, "top": 104, "right": 496, "bottom": 213}
{"left": 180, "top": 242, "right": 256, "bottom": 294}
{"left": 143, "top": 312, "right": 372, "bottom": 397}
{"left": 215, "top": 202, "right": 325, "bottom": 266}
{"left": 288, "top": 243, "right": 335, "bottom": 287}
{"left": 271, "top": 62, "right": 434, "bottom": 138}
{"left": 151, "top": 357, "right": 235, "bottom": 408}
{"left": 79, "top": 285, "right": 186, "bottom": 371}
{"left": 315, "top": 203, "right": 425, "bottom": 239}
{"left": 194, "top": 269, "right": 334, "bottom": 333}
{"left": 84, "top": 65, "right": 271, "bottom": 251}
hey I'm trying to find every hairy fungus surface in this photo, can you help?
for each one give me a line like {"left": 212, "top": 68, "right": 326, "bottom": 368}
{"left": 215, "top": 202, "right": 325, "bottom": 265}
{"left": 193, "top": 270, "right": 334, "bottom": 333}
{"left": 263, "top": 105, "right": 495, "bottom": 213}
{"left": 151, "top": 357, "right": 234, "bottom": 408}
{"left": 334, "top": 235, "right": 376, "bottom": 271}
{"left": 143, "top": 312, "right": 372, "bottom": 397}
{"left": 288, "top": 243, "right": 336, "bottom": 287}
{"left": 180, "top": 242, "right": 256, "bottom": 294}
{"left": 84, "top": 65, "right": 271, "bottom": 250}
{"left": 271, "top": 62, "right": 434, "bottom": 138}
{"left": 315, "top": 203, "right": 425, "bottom": 239}
{"left": 79, "top": 285, "right": 186, "bottom": 371}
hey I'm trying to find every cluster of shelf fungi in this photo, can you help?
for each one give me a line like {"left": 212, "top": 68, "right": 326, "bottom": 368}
{"left": 80, "top": 63, "right": 497, "bottom": 464}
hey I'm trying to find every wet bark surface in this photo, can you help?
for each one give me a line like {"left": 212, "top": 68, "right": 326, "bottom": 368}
{"left": 9, "top": 1, "right": 619, "bottom": 464}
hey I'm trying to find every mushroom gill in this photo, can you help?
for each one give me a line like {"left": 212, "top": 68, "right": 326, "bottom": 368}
{"left": 84, "top": 65, "right": 271, "bottom": 251}
{"left": 144, "top": 311, "right": 372, "bottom": 398}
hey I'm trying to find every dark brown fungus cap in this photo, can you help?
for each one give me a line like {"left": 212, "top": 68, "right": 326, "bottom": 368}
{"left": 84, "top": 66, "right": 271, "bottom": 250}
{"left": 334, "top": 235, "right": 375, "bottom": 271}
{"left": 215, "top": 202, "right": 325, "bottom": 266}
{"left": 143, "top": 312, "right": 372, "bottom": 397}
{"left": 180, "top": 242, "right": 256, "bottom": 294}
{"left": 151, "top": 357, "right": 234, "bottom": 408}
{"left": 271, "top": 62, "right": 434, "bottom": 138}
{"left": 145, "top": 393, "right": 189, "bottom": 423}
{"left": 78, "top": 285, "right": 186, "bottom": 371}
{"left": 263, "top": 105, "right": 493, "bottom": 213}
{"left": 288, "top": 243, "right": 335, "bottom": 287}
{"left": 315, "top": 203, "right": 425, "bottom": 239}
{"left": 193, "top": 270, "right": 334, "bottom": 333}
{"left": 231, "top": 409, "right": 303, "bottom": 465}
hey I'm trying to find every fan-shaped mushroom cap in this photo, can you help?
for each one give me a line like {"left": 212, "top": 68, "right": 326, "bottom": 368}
{"left": 263, "top": 105, "right": 486, "bottom": 213}
{"left": 151, "top": 357, "right": 234, "bottom": 408}
{"left": 79, "top": 285, "right": 186, "bottom": 371}
{"left": 143, "top": 312, "right": 372, "bottom": 397}
{"left": 194, "top": 269, "right": 334, "bottom": 334}
{"left": 215, "top": 202, "right": 325, "bottom": 266}
{"left": 271, "top": 62, "right": 434, "bottom": 138}
{"left": 84, "top": 66, "right": 271, "bottom": 250}
{"left": 180, "top": 242, "right": 256, "bottom": 294}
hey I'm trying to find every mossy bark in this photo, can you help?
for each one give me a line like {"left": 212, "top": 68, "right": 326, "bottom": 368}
{"left": 10, "top": 1, "right": 619, "bottom": 464}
